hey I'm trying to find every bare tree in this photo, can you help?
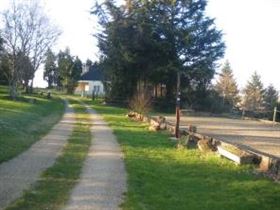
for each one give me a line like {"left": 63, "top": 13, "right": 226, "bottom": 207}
{"left": 1, "top": 0, "right": 61, "bottom": 97}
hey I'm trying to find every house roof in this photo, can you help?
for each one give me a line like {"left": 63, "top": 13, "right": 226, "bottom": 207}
{"left": 80, "top": 65, "right": 104, "bottom": 81}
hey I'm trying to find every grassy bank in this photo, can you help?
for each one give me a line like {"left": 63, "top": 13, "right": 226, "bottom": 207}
{"left": 90, "top": 101, "right": 280, "bottom": 210}
{"left": 0, "top": 86, "right": 64, "bottom": 163}
{"left": 6, "top": 99, "right": 92, "bottom": 210}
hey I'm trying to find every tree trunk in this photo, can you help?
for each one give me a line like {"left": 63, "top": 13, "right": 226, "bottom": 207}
{"left": 154, "top": 85, "right": 158, "bottom": 98}
{"left": 48, "top": 80, "right": 52, "bottom": 89}
{"left": 23, "top": 79, "right": 29, "bottom": 93}
{"left": 9, "top": 80, "right": 17, "bottom": 100}
{"left": 30, "top": 78, "right": 34, "bottom": 94}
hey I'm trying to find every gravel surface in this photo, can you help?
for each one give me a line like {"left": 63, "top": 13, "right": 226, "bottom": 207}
{"left": 165, "top": 115, "right": 280, "bottom": 157}
{"left": 64, "top": 104, "right": 127, "bottom": 210}
{"left": 0, "top": 100, "right": 75, "bottom": 210}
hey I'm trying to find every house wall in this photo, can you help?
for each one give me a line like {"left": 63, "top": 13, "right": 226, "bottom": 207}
{"left": 75, "top": 80, "right": 105, "bottom": 96}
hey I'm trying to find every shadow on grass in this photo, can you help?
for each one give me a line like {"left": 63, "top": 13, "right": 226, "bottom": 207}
{"left": 123, "top": 152, "right": 280, "bottom": 210}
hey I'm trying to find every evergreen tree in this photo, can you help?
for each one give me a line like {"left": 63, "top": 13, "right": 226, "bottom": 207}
{"left": 215, "top": 61, "right": 240, "bottom": 109}
{"left": 44, "top": 49, "right": 57, "bottom": 88}
{"left": 69, "top": 56, "right": 83, "bottom": 93}
{"left": 93, "top": 0, "right": 225, "bottom": 100}
{"left": 58, "top": 48, "right": 73, "bottom": 94}
{"left": 263, "top": 84, "right": 279, "bottom": 111}
{"left": 57, "top": 48, "right": 82, "bottom": 94}
{"left": 243, "top": 71, "right": 265, "bottom": 111}
{"left": 85, "top": 59, "right": 93, "bottom": 67}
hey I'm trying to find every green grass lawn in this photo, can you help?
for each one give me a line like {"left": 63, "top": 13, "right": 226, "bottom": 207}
{"left": 89, "top": 101, "right": 280, "bottom": 210}
{"left": 6, "top": 99, "right": 92, "bottom": 210}
{"left": 0, "top": 86, "right": 64, "bottom": 163}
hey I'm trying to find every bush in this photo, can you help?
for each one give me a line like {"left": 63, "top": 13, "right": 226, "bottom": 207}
{"left": 129, "top": 91, "right": 152, "bottom": 115}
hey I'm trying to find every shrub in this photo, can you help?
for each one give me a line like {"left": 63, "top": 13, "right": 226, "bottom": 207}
{"left": 129, "top": 90, "right": 152, "bottom": 116}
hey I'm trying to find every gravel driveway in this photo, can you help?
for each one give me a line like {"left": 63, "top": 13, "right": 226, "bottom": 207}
{"left": 0, "top": 100, "right": 75, "bottom": 209}
{"left": 165, "top": 115, "right": 280, "bottom": 157}
{"left": 64, "top": 104, "right": 127, "bottom": 210}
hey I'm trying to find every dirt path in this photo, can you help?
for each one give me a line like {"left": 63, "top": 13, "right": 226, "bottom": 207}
{"left": 0, "top": 100, "right": 75, "bottom": 210}
{"left": 64, "top": 104, "right": 127, "bottom": 210}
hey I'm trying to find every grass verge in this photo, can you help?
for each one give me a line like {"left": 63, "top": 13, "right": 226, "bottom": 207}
{"left": 89, "top": 100, "right": 280, "bottom": 210}
{"left": 5, "top": 99, "right": 91, "bottom": 210}
{"left": 0, "top": 86, "right": 64, "bottom": 163}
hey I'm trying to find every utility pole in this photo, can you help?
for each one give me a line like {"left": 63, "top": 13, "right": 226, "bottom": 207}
{"left": 175, "top": 72, "right": 181, "bottom": 138}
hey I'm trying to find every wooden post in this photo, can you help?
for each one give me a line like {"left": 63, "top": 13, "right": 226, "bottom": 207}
{"left": 175, "top": 72, "right": 181, "bottom": 138}
{"left": 273, "top": 107, "right": 277, "bottom": 125}
{"left": 242, "top": 109, "right": 245, "bottom": 119}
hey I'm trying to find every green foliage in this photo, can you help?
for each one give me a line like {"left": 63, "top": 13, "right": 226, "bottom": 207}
{"left": 243, "top": 71, "right": 265, "bottom": 111}
{"left": 6, "top": 100, "right": 91, "bottom": 210}
{"left": 57, "top": 48, "right": 82, "bottom": 94}
{"left": 93, "top": 0, "right": 225, "bottom": 100}
{"left": 263, "top": 84, "right": 279, "bottom": 111}
{"left": 215, "top": 61, "right": 240, "bottom": 110}
{"left": 0, "top": 53, "right": 10, "bottom": 85}
{"left": 189, "top": 88, "right": 227, "bottom": 113}
{"left": 44, "top": 49, "right": 57, "bottom": 88}
{"left": 70, "top": 56, "right": 83, "bottom": 92}
{"left": 16, "top": 51, "right": 33, "bottom": 92}
{"left": 0, "top": 86, "right": 64, "bottom": 163}
{"left": 91, "top": 102, "right": 280, "bottom": 210}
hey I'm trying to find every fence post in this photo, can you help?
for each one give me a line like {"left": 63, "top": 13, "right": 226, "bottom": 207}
{"left": 242, "top": 109, "right": 245, "bottom": 119}
{"left": 175, "top": 72, "right": 181, "bottom": 139}
{"left": 273, "top": 107, "right": 277, "bottom": 125}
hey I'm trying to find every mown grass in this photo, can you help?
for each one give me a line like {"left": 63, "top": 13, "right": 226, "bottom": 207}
{"left": 0, "top": 86, "right": 64, "bottom": 163}
{"left": 6, "top": 99, "right": 92, "bottom": 210}
{"left": 89, "top": 100, "right": 280, "bottom": 210}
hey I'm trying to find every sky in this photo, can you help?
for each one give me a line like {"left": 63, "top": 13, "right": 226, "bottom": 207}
{"left": 0, "top": 0, "right": 280, "bottom": 90}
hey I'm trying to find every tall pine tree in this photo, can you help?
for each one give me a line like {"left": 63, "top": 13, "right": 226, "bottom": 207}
{"left": 243, "top": 71, "right": 265, "bottom": 111}
{"left": 44, "top": 49, "right": 57, "bottom": 88}
{"left": 58, "top": 48, "right": 74, "bottom": 94}
{"left": 215, "top": 61, "right": 239, "bottom": 109}
{"left": 263, "top": 84, "right": 279, "bottom": 111}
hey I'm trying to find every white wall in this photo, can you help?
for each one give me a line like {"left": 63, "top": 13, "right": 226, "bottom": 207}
{"left": 89, "top": 81, "right": 104, "bottom": 96}
{"left": 75, "top": 80, "right": 105, "bottom": 96}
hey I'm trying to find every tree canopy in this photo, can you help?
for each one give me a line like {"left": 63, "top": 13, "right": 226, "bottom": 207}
{"left": 57, "top": 48, "right": 82, "bottom": 94}
{"left": 44, "top": 49, "right": 57, "bottom": 89}
{"left": 92, "top": 0, "right": 225, "bottom": 100}
{"left": 0, "top": 0, "right": 60, "bottom": 98}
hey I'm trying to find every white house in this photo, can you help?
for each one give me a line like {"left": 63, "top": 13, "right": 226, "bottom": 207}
{"left": 75, "top": 65, "right": 105, "bottom": 97}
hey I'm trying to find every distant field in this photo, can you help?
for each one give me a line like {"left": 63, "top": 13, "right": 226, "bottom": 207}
{"left": 0, "top": 86, "right": 64, "bottom": 163}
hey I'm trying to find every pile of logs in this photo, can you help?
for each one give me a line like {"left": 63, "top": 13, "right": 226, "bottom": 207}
{"left": 126, "top": 111, "right": 167, "bottom": 131}
{"left": 127, "top": 111, "right": 144, "bottom": 121}
{"left": 148, "top": 116, "right": 167, "bottom": 131}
